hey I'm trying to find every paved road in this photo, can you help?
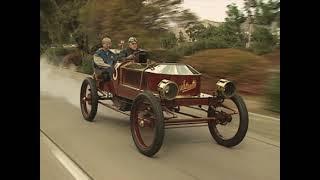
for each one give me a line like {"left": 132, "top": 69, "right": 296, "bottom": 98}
{"left": 40, "top": 132, "right": 75, "bottom": 180}
{"left": 40, "top": 62, "right": 280, "bottom": 180}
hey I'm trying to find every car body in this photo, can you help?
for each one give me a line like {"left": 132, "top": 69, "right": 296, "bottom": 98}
{"left": 110, "top": 61, "right": 201, "bottom": 100}
{"left": 80, "top": 50, "right": 249, "bottom": 157}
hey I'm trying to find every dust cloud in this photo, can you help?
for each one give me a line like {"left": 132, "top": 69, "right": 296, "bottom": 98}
{"left": 40, "top": 56, "right": 87, "bottom": 107}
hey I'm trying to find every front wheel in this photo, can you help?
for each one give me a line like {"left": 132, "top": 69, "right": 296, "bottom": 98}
{"left": 208, "top": 94, "right": 249, "bottom": 147}
{"left": 80, "top": 78, "right": 98, "bottom": 122}
{"left": 130, "top": 91, "right": 164, "bottom": 157}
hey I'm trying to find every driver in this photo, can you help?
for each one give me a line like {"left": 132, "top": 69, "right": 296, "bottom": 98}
{"left": 118, "top": 37, "right": 144, "bottom": 62}
{"left": 93, "top": 37, "right": 117, "bottom": 82}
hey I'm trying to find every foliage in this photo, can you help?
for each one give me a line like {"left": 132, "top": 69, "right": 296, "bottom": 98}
{"left": 184, "top": 3, "right": 246, "bottom": 49}
{"left": 77, "top": 0, "right": 198, "bottom": 50}
{"left": 265, "top": 72, "right": 280, "bottom": 112}
{"left": 250, "top": 26, "right": 278, "bottom": 54}
{"left": 170, "top": 39, "right": 228, "bottom": 57}
{"left": 40, "top": 0, "right": 199, "bottom": 53}
{"left": 160, "top": 32, "right": 177, "bottom": 49}
{"left": 40, "top": 0, "right": 87, "bottom": 50}
{"left": 78, "top": 53, "right": 94, "bottom": 74}
{"left": 43, "top": 47, "right": 77, "bottom": 65}
{"left": 177, "top": 30, "right": 186, "bottom": 43}
{"left": 254, "top": 0, "right": 280, "bottom": 26}
{"left": 149, "top": 49, "right": 182, "bottom": 62}
{"left": 185, "top": 23, "right": 206, "bottom": 42}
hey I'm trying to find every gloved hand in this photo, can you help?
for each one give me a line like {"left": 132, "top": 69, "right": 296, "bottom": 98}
{"left": 126, "top": 54, "right": 135, "bottom": 60}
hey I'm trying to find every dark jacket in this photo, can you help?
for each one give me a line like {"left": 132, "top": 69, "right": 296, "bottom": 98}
{"left": 118, "top": 48, "right": 138, "bottom": 61}
{"left": 93, "top": 49, "right": 118, "bottom": 75}
{"left": 118, "top": 48, "right": 148, "bottom": 63}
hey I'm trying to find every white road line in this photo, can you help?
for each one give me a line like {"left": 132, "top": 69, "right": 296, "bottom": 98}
{"left": 40, "top": 131, "right": 93, "bottom": 180}
{"left": 248, "top": 112, "right": 280, "bottom": 121}
{"left": 247, "top": 135, "right": 280, "bottom": 148}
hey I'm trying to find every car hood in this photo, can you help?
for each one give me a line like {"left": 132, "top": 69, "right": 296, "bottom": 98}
{"left": 145, "top": 63, "right": 200, "bottom": 75}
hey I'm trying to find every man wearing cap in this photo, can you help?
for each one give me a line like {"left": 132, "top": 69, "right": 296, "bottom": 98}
{"left": 118, "top": 37, "right": 142, "bottom": 62}
{"left": 93, "top": 37, "right": 118, "bottom": 82}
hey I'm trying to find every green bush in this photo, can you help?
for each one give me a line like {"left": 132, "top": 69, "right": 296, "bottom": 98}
{"left": 160, "top": 32, "right": 178, "bottom": 49}
{"left": 149, "top": 49, "right": 182, "bottom": 63}
{"left": 169, "top": 39, "right": 229, "bottom": 57}
{"left": 46, "top": 47, "right": 75, "bottom": 56}
{"left": 170, "top": 43, "right": 194, "bottom": 56}
{"left": 250, "top": 42, "right": 275, "bottom": 55}
{"left": 78, "top": 54, "right": 94, "bottom": 75}
{"left": 265, "top": 72, "right": 280, "bottom": 113}
{"left": 40, "top": 44, "right": 48, "bottom": 55}
{"left": 205, "top": 38, "right": 229, "bottom": 49}
{"left": 251, "top": 27, "right": 278, "bottom": 55}
{"left": 44, "top": 47, "right": 77, "bottom": 65}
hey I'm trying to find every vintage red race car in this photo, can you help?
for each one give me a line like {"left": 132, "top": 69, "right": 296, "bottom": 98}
{"left": 80, "top": 51, "right": 249, "bottom": 157}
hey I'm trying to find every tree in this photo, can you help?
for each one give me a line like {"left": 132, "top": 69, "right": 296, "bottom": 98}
{"left": 177, "top": 30, "right": 186, "bottom": 43}
{"left": 78, "top": 0, "right": 199, "bottom": 49}
{"left": 243, "top": 0, "right": 257, "bottom": 48}
{"left": 251, "top": 26, "right": 277, "bottom": 54}
{"left": 40, "top": 0, "right": 88, "bottom": 50}
{"left": 225, "top": 3, "right": 246, "bottom": 26}
{"left": 221, "top": 3, "right": 247, "bottom": 47}
{"left": 185, "top": 23, "right": 206, "bottom": 42}
{"left": 184, "top": 3, "right": 246, "bottom": 48}
{"left": 254, "top": 0, "right": 280, "bottom": 26}
{"left": 249, "top": 0, "right": 280, "bottom": 53}
{"left": 244, "top": 0, "right": 257, "bottom": 17}
{"left": 41, "top": 0, "right": 199, "bottom": 52}
{"left": 160, "top": 32, "right": 177, "bottom": 49}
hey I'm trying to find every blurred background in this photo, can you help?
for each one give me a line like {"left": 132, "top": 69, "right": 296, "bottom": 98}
{"left": 40, "top": 0, "right": 280, "bottom": 114}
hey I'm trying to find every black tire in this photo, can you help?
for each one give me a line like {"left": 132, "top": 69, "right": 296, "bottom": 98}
{"left": 130, "top": 91, "right": 165, "bottom": 157}
{"left": 80, "top": 77, "right": 98, "bottom": 122}
{"left": 208, "top": 94, "right": 249, "bottom": 147}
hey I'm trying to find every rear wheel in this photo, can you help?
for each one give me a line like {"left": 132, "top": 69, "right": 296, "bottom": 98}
{"left": 130, "top": 91, "right": 164, "bottom": 157}
{"left": 208, "top": 94, "right": 249, "bottom": 147}
{"left": 80, "top": 78, "right": 98, "bottom": 122}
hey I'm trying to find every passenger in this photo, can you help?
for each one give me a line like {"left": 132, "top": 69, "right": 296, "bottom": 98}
{"left": 93, "top": 37, "right": 118, "bottom": 82}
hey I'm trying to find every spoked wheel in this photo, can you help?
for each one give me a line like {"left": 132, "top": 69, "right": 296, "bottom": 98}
{"left": 208, "top": 94, "right": 249, "bottom": 147}
{"left": 80, "top": 78, "right": 98, "bottom": 122}
{"left": 130, "top": 91, "right": 164, "bottom": 157}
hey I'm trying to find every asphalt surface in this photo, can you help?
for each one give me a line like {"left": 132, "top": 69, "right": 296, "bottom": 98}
{"left": 40, "top": 62, "right": 280, "bottom": 180}
{"left": 40, "top": 132, "right": 75, "bottom": 180}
